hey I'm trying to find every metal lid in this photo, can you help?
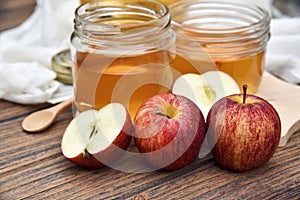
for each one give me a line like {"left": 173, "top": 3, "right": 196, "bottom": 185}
{"left": 51, "top": 49, "right": 73, "bottom": 85}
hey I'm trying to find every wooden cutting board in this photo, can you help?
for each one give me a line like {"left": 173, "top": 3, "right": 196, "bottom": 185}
{"left": 257, "top": 71, "right": 300, "bottom": 147}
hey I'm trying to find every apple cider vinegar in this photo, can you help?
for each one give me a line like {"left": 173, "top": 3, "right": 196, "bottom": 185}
{"left": 170, "top": 0, "right": 270, "bottom": 94}
{"left": 170, "top": 49, "right": 265, "bottom": 94}
{"left": 73, "top": 51, "right": 174, "bottom": 118}
{"left": 214, "top": 51, "right": 265, "bottom": 94}
{"left": 71, "top": 0, "right": 176, "bottom": 118}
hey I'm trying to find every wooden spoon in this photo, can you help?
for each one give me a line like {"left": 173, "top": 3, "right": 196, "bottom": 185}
{"left": 257, "top": 71, "right": 300, "bottom": 147}
{"left": 22, "top": 98, "right": 73, "bottom": 133}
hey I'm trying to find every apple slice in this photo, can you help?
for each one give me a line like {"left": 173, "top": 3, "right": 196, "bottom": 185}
{"left": 172, "top": 71, "right": 240, "bottom": 118}
{"left": 61, "top": 103, "right": 132, "bottom": 168}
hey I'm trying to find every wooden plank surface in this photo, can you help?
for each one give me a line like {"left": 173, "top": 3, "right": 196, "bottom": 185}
{"left": 0, "top": 99, "right": 300, "bottom": 199}
{"left": 0, "top": 0, "right": 36, "bottom": 31}
{"left": 1, "top": 1, "right": 300, "bottom": 199}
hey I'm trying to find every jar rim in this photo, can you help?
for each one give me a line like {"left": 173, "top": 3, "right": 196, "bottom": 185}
{"left": 75, "top": 0, "right": 170, "bottom": 36}
{"left": 72, "top": 0, "right": 175, "bottom": 55}
{"left": 169, "top": 0, "right": 270, "bottom": 57}
{"left": 169, "top": 0, "right": 270, "bottom": 33}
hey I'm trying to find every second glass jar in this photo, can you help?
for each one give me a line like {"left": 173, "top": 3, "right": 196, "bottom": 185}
{"left": 169, "top": 0, "right": 271, "bottom": 93}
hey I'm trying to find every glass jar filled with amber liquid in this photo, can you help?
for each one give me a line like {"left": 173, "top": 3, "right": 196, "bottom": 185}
{"left": 169, "top": 0, "right": 271, "bottom": 93}
{"left": 71, "top": 0, "right": 176, "bottom": 118}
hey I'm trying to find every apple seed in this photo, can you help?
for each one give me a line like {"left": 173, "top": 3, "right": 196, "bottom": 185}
{"left": 89, "top": 125, "right": 98, "bottom": 139}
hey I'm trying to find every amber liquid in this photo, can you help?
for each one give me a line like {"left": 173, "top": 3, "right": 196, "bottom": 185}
{"left": 73, "top": 51, "right": 175, "bottom": 118}
{"left": 173, "top": 25, "right": 266, "bottom": 94}
{"left": 74, "top": 48, "right": 264, "bottom": 117}
{"left": 171, "top": 48, "right": 265, "bottom": 94}
{"left": 214, "top": 52, "right": 265, "bottom": 94}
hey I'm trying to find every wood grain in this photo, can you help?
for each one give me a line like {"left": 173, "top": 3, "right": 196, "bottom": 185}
{"left": 0, "top": 99, "right": 300, "bottom": 199}
{"left": 1, "top": 1, "right": 300, "bottom": 199}
{"left": 0, "top": 0, "right": 36, "bottom": 31}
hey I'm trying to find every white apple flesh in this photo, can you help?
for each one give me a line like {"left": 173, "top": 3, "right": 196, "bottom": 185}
{"left": 172, "top": 71, "right": 240, "bottom": 118}
{"left": 134, "top": 93, "right": 206, "bottom": 171}
{"left": 61, "top": 103, "right": 132, "bottom": 168}
{"left": 207, "top": 86, "right": 281, "bottom": 171}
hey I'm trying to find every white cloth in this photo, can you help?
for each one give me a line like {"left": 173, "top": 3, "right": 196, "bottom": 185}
{"left": 266, "top": 17, "right": 300, "bottom": 84}
{"left": 0, "top": 0, "right": 78, "bottom": 104}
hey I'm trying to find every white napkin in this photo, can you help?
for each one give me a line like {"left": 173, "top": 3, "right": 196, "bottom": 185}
{"left": 0, "top": 0, "right": 79, "bottom": 104}
{"left": 266, "top": 17, "right": 300, "bottom": 84}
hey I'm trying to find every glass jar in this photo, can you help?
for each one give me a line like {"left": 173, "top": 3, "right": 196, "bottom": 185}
{"left": 169, "top": 0, "right": 271, "bottom": 93}
{"left": 70, "top": 0, "right": 176, "bottom": 118}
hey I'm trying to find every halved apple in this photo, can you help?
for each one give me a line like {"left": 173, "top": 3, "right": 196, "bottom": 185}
{"left": 61, "top": 103, "right": 133, "bottom": 168}
{"left": 172, "top": 71, "right": 240, "bottom": 118}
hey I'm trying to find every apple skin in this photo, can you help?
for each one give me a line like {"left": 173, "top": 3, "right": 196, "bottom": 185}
{"left": 207, "top": 94, "right": 281, "bottom": 172}
{"left": 92, "top": 118, "right": 133, "bottom": 167}
{"left": 68, "top": 121, "right": 133, "bottom": 169}
{"left": 67, "top": 153, "right": 105, "bottom": 168}
{"left": 134, "top": 93, "right": 206, "bottom": 171}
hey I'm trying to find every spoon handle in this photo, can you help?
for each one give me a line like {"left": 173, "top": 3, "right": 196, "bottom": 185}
{"left": 49, "top": 98, "right": 73, "bottom": 115}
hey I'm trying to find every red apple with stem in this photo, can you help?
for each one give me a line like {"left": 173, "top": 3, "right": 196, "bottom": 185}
{"left": 134, "top": 93, "right": 206, "bottom": 171}
{"left": 207, "top": 85, "right": 281, "bottom": 171}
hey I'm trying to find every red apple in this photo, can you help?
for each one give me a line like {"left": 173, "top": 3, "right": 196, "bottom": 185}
{"left": 61, "top": 103, "right": 132, "bottom": 168}
{"left": 134, "top": 93, "right": 206, "bottom": 171}
{"left": 207, "top": 85, "right": 281, "bottom": 171}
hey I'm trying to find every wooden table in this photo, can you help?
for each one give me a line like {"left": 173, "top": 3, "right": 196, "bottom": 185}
{"left": 1, "top": 1, "right": 300, "bottom": 199}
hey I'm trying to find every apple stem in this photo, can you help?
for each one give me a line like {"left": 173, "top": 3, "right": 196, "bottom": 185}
{"left": 243, "top": 84, "right": 248, "bottom": 104}
{"left": 156, "top": 110, "right": 170, "bottom": 119}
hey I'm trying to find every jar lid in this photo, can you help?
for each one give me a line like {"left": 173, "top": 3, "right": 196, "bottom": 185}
{"left": 51, "top": 49, "right": 73, "bottom": 85}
